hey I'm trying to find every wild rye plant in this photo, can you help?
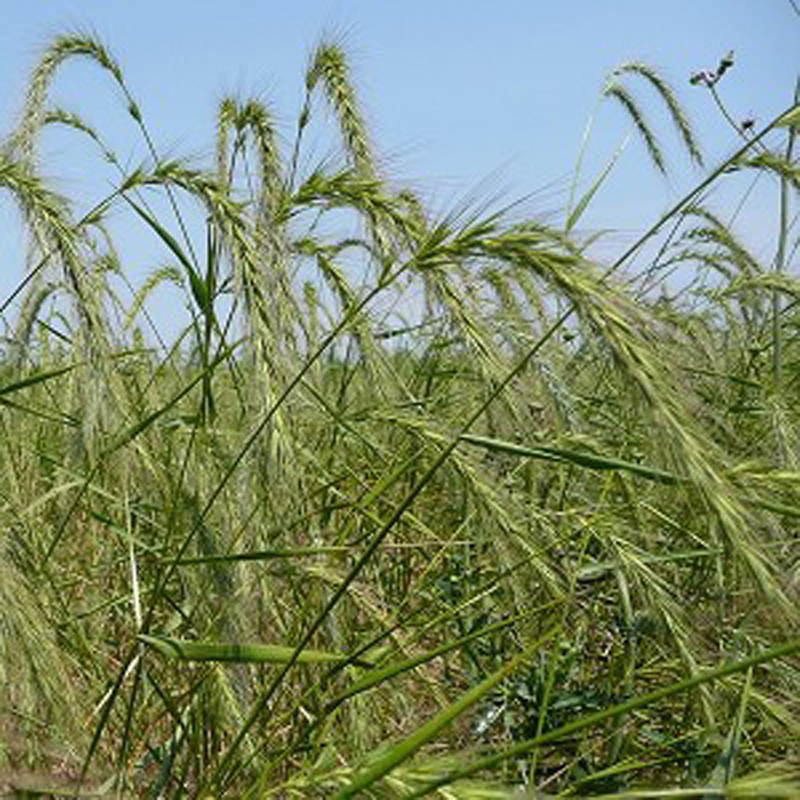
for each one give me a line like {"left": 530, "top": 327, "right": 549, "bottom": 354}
{"left": 0, "top": 31, "right": 799, "bottom": 798}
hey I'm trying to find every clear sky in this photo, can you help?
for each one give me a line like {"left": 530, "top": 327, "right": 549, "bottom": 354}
{"left": 1, "top": 1, "right": 797, "bottom": 339}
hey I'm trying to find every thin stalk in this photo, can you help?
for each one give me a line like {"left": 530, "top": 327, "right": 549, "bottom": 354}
{"left": 566, "top": 94, "right": 604, "bottom": 223}
{"left": 773, "top": 77, "right": 800, "bottom": 391}
{"left": 709, "top": 84, "right": 767, "bottom": 152}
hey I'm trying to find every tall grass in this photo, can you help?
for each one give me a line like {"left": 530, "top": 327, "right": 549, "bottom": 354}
{"left": 0, "top": 32, "right": 799, "bottom": 798}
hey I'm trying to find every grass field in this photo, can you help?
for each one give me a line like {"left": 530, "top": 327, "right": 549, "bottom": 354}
{"left": 1, "top": 33, "right": 799, "bottom": 798}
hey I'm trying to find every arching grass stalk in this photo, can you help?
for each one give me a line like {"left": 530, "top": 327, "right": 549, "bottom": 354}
{"left": 567, "top": 60, "right": 703, "bottom": 233}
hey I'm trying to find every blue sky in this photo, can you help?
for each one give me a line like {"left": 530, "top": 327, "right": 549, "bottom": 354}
{"left": 1, "top": 1, "right": 797, "bottom": 340}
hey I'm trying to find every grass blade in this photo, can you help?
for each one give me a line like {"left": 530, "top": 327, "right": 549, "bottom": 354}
{"left": 330, "top": 614, "right": 557, "bottom": 708}
{"left": 704, "top": 667, "right": 753, "bottom": 794}
{"left": 138, "top": 635, "right": 374, "bottom": 667}
{"left": 460, "top": 433, "right": 684, "bottom": 485}
{"left": 0, "top": 363, "right": 78, "bottom": 396}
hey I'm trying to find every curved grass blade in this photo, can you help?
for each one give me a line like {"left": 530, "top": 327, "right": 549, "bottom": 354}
{"left": 121, "top": 189, "right": 208, "bottom": 311}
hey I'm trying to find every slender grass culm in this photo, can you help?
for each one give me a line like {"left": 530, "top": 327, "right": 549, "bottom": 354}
{"left": 0, "top": 28, "right": 798, "bottom": 798}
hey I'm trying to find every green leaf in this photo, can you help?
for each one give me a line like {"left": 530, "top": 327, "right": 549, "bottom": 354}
{"left": 0, "top": 363, "right": 78, "bottom": 397}
{"left": 460, "top": 433, "right": 684, "bottom": 485}
{"left": 138, "top": 634, "right": 374, "bottom": 667}
{"left": 122, "top": 193, "right": 209, "bottom": 311}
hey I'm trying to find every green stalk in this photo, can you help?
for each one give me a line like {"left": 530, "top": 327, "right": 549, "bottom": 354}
{"left": 772, "top": 78, "right": 799, "bottom": 391}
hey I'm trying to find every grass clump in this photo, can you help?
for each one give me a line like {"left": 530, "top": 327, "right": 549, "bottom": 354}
{"left": 0, "top": 31, "right": 799, "bottom": 798}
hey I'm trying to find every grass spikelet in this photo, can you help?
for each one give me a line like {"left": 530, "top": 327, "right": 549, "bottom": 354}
{"left": 215, "top": 96, "right": 237, "bottom": 188}
{"left": 10, "top": 277, "right": 58, "bottom": 362}
{"left": 611, "top": 61, "right": 704, "bottom": 166}
{"left": 736, "top": 149, "right": 800, "bottom": 189}
{"left": 6, "top": 32, "right": 124, "bottom": 162}
{"left": 306, "top": 41, "right": 376, "bottom": 178}
{"left": 680, "top": 205, "right": 762, "bottom": 277}
{"left": 0, "top": 152, "right": 110, "bottom": 360}
{"left": 474, "top": 225, "right": 788, "bottom": 613}
{"left": 41, "top": 108, "right": 116, "bottom": 163}
{"left": 215, "top": 96, "right": 283, "bottom": 211}
{"left": 603, "top": 81, "right": 667, "bottom": 173}
{"left": 0, "top": 525, "right": 84, "bottom": 765}
{"left": 124, "top": 265, "right": 184, "bottom": 332}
